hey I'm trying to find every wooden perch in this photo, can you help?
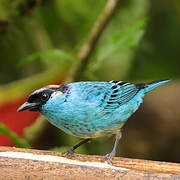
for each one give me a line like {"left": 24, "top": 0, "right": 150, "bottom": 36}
{"left": 0, "top": 146, "right": 179, "bottom": 179}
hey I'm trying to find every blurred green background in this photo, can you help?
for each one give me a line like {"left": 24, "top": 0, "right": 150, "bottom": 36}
{"left": 0, "top": 0, "right": 180, "bottom": 163}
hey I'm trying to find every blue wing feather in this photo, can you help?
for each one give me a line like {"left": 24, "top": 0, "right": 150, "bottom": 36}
{"left": 103, "top": 81, "right": 140, "bottom": 111}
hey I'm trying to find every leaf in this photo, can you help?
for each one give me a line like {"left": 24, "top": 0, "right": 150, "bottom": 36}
{"left": 91, "top": 18, "right": 147, "bottom": 72}
{"left": 99, "top": 18, "right": 147, "bottom": 60}
{"left": 85, "top": 17, "right": 148, "bottom": 81}
{"left": 0, "top": 122, "right": 31, "bottom": 148}
{"left": 19, "top": 49, "right": 74, "bottom": 66}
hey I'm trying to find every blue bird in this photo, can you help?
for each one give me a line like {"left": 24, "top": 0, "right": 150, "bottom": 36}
{"left": 18, "top": 80, "right": 171, "bottom": 162}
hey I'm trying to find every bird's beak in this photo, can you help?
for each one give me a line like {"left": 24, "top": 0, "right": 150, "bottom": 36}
{"left": 17, "top": 102, "right": 40, "bottom": 112}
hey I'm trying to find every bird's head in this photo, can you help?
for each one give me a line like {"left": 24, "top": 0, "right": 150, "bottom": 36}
{"left": 17, "top": 84, "right": 67, "bottom": 112}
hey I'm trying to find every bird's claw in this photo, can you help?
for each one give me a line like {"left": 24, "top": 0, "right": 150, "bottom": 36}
{"left": 62, "top": 148, "right": 74, "bottom": 157}
{"left": 104, "top": 153, "right": 114, "bottom": 164}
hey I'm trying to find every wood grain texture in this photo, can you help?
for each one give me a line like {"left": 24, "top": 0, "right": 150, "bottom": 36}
{"left": 0, "top": 146, "right": 179, "bottom": 180}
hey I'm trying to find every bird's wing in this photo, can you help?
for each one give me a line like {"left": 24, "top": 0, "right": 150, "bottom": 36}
{"left": 71, "top": 81, "right": 142, "bottom": 112}
{"left": 103, "top": 81, "right": 140, "bottom": 112}
{"left": 75, "top": 82, "right": 111, "bottom": 103}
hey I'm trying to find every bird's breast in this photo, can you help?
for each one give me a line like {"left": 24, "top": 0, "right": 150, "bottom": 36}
{"left": 41, "top": 90, "right": 144, "bottom": 138}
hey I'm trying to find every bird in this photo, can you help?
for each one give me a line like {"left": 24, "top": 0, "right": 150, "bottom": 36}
{"left": 18, "top": 80, "right": 171, "bottom": 163}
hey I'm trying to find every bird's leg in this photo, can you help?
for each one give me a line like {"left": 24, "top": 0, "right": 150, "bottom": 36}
{"left": 63, "top": 138, "right": 91, "bottom": 156}
{"left": 105, "top": 131, "right": 122, "bottom": 164}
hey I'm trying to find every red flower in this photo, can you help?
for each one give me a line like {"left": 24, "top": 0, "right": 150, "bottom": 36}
{"left": 0, "top": 98, "right": 39, "bottom": 146}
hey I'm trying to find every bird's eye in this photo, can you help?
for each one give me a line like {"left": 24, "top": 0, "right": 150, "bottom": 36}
{"left": 41, "top": 92, "right": 49, "bottom": 101}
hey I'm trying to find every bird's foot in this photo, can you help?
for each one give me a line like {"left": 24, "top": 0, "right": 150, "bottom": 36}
{"left": 104, "top": 153, "right": 114, "bottom": 164}
{"left": 62, "top": 147, "right": 75, "bottom": 157}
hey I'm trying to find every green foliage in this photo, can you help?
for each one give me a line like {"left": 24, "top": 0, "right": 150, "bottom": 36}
{"left": 24, "top": 117, "right": 48, "bottom": 143}
{"left": 20, "top": 49, "right": 74, "bottom": 66}
{"left": 0, "top": 122, "right": 31, "bottom": 148}
{"left": 53, "top": 0, "right": 105, "bottom": 47}
{"left": 87, "top": 18, "right": 147, "bottom": 79}
{"left": 97, "top": 18, "right": 147, "bottom": 61}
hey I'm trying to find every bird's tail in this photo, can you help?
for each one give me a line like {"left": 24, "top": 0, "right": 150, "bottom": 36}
{"left": 138, "top": 80, "right": 171, "bottom": 93}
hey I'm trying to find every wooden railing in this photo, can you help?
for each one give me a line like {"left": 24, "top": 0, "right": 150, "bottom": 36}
{"left": 0, "top": 146, "right": 179, "bottom": 179}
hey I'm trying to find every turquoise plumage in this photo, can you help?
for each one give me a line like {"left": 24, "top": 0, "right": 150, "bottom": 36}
{"left": 18, "top": 80, "right": 171, "bottom": 162}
